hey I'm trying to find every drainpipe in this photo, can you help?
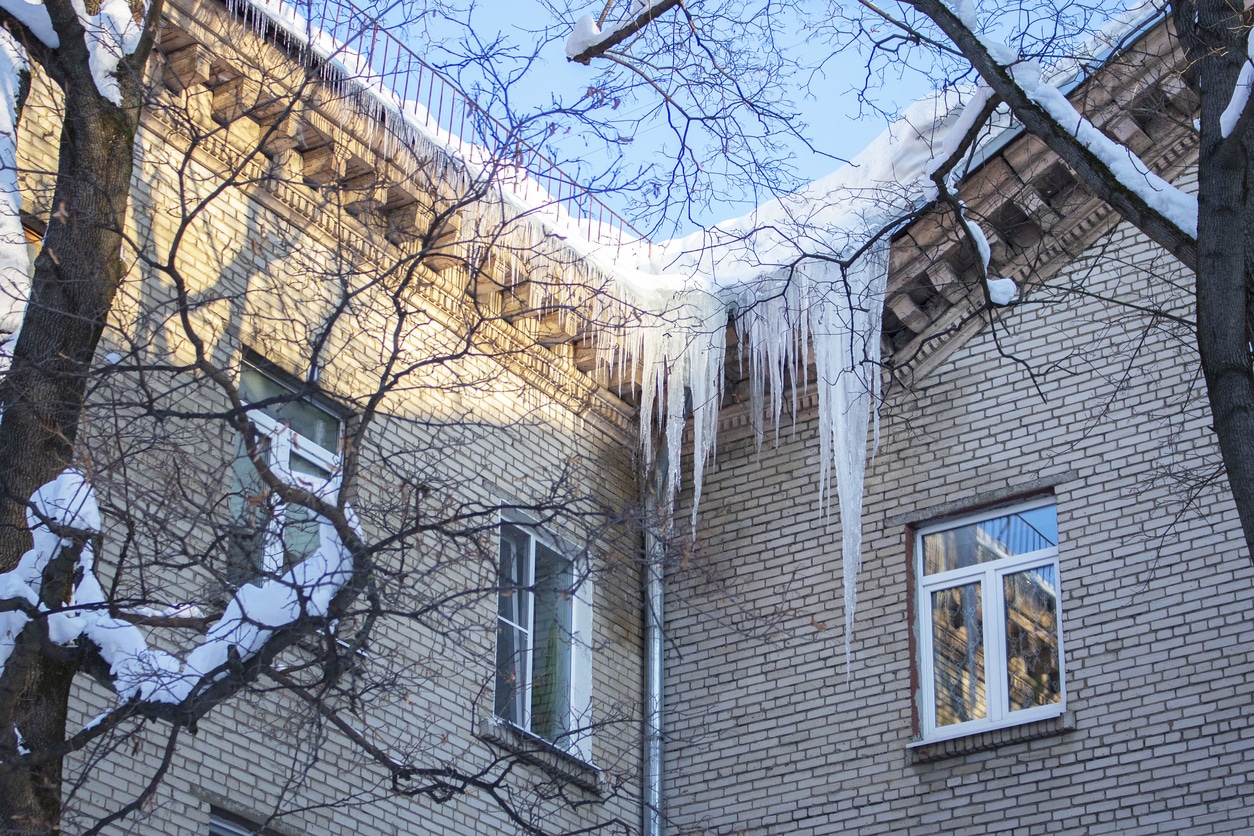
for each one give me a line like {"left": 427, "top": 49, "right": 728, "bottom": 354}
{"left": 643, "top": 445, "right": 668, "bottom": 836}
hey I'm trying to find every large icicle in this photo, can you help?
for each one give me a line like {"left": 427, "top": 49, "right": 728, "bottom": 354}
{"left": 615, "top": 279, "right": 726, "bottom": 517}
{"left": 810, "top": 242, "right": 888, "bottom": 670}
{"left": 603, "top": 85, "right": 1005, "bottom": 668}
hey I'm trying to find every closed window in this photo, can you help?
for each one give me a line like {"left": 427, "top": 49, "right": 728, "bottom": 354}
{"left": 208, "top": 810, "right": 283, "bottom": 835}
{"left": 494, "top": 522, "right": 593, "bottom": 759}
{"left": 916, "top": 499, "right": 1065, "bottom": 742}
{"left": 228, "top": 357, "right": 342, "bottom": 580}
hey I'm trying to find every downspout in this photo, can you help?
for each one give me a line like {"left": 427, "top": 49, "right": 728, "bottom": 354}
{"left": 643, "top": 443, "right": 668, "bottom": 836}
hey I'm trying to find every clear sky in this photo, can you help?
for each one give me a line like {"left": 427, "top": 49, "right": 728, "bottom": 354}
{"left": 405, "top": 0, "right": 928, "bottom": 236}
{"left": 408, "top": 0, "right": 1129, "bottom": 237}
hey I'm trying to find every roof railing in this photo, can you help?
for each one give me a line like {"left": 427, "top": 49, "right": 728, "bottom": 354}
{"left": 243, "top": 0, "right": 648, "bottom": 252}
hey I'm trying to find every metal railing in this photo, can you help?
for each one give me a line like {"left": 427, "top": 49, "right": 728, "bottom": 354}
{"left": 233, "top": 0, "right": 647, "bottom": 251}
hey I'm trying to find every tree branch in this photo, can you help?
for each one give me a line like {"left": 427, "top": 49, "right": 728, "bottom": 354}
{"left": 569, "top": 0, "right": 685, "bottom": 65}
{"left": 900, "top": 0, "right": 1199, "bottom": 271}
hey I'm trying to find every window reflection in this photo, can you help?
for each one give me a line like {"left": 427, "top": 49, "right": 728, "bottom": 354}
{"left": 923, "top": 505, "right": 1058, "bottom": 575}
{"left": 932, "top": 581, "right": 986, "bottom": 727}
{"left": 1003, "top": 566, "right": 1062, "bottom": 712}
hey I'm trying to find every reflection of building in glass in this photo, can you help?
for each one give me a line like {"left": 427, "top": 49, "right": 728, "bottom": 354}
{"left": 932, "top": 582, "right": 986, "bottom": 726}
{"left": 922, "top": 505, "right": 1062, "bottom": 732}
{"left": 1004, "top": 566, "right": 1061, "bottom": 712}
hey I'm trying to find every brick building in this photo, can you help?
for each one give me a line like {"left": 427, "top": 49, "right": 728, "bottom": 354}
{"left": 11, "top": 0, "right": 1251, "bottom": 833}
{"left": 661, "top": 19, "right": 1254, "bottom": 836}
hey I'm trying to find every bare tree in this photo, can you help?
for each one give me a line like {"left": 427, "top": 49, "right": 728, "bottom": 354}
{"left": 0, "top": 0, "right": 653, "bottom": 832}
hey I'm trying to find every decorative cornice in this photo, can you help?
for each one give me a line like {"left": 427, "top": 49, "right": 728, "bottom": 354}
{"left": 140, "top": 0, "right": 639, "bottom": 446}
{"left": 708, "top": 18, "right": 1196, "bottom": 441}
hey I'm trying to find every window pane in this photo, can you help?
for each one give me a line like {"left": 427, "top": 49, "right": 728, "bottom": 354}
{"left": 1003, "top": 565, "right": 1062, "bottom": 712}
{"left": 531, "top": 543, "right": 573, "bottom": 746}
{"left": 241, "top": 366, "right": 340, "bottom": 451}
{"left": 923, "top": 505, "right": 1058, "bottom": 575}
{"left": 496, "top": 526, "right": 530, "bottom": 727}
{"left": 497, "top": 526, "right": 530, "bottom": 627}
{"left": 282, "top": 504, "right": 321, "bottom": 565}
{"left": 932, "top": 581, "right": 986, "bottom": 727}
{"left": 289, "top": 451, "right": 332, "bottom": 484}
{"left": 227, "top": 436, "right": 272, "bottom": 581}
{"left": 494, "top": 620, "right": 526, "bottom": 725}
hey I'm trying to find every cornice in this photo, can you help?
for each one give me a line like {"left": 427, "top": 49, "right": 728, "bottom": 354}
{"left": 135, "top": 0, "right": 640, "bottom": 447}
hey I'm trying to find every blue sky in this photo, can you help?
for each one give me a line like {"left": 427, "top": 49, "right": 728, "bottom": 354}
{"left": 409, "top": 0, "right": 1129, "bottom": 237}
{"left": 406, "top": 0, "right": 927, "bottom": 235}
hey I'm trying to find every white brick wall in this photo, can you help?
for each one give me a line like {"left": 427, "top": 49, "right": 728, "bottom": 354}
{"left": 664, "top": 176, "right": 1254, "bottom": 833}
{"left": 15, "top": 58, "right": 647, "bottom": 836}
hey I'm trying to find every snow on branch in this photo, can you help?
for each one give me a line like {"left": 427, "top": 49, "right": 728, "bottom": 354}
{"left": 566, "top": 0, "right": 683, "bottom": 64}
{"left": 1010, "top": 59, "right": 1197, "bottom": 240}
{"left": 0, "top": 0, "right": 59, "bottom": 48}
{"left": 905, "top": 0, "right": 1198, "bottom": 265}
{"left": 1220, "top": 29, "right": 1254, "bottom": 139}
{"left": 0, "top": 470, "right": 360, "bottom": 735}
{"left": 0, "top": 0, "right": 145, "bottom": 104}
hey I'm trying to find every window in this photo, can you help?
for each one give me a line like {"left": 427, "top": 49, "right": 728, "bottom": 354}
{"left": 916, "top": 499, "right": 1064, "bottom": 742}
{"left": 494, "top": 522, "right": 593, "bottom": 760}
{"left": 228, "top": 357, "right": 342, "bottom": 580}
{"left": 208, "top": 810, "right": 283, "bottom": 835}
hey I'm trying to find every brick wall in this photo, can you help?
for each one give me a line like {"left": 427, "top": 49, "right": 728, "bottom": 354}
{"left": 13, "top": 34, "right": 647, "bottom": 836}
{"left": 664, "top": 173, "right": 1254, "bottom": 834}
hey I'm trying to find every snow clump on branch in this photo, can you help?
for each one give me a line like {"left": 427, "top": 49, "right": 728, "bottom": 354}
{"left": 0, "top": 470, "right": 359, "bottom": 724}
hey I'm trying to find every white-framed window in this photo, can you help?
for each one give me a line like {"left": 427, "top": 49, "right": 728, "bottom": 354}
{"left": 208, "top": 810, "right": 283, "bottom": 835}
{"left": 494, "top": 520, "right": 593, "bottom": 761}
{"left": 915, "top": 498, "right": 1065, "bottom": 743}
{"left": 228, "top": 356, "right": 343, "bottom": 579}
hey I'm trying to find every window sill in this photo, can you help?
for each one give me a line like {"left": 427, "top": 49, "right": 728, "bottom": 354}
{"left": 477, "top": 716, "right": 601, "bottom": 794}
{"left": 191, "top": 788, "right": 302, "bottom": 836}
{"left": 908, "top": 710, "right": 1076, "bottom": 763}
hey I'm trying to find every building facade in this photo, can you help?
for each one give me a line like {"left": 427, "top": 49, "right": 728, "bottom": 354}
{"left": 662, "top": 20, "right": 1254, "bottom": 836}
{"left": 10, "top": 0, "right": 1251, "bottom": 833}
{"left": 664, "top": 186, "right": 1254, "bottom": 834}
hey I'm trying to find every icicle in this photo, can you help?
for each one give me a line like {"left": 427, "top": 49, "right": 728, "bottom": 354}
{"left": 809, "top": 241, "right": 888, "bottom": 674}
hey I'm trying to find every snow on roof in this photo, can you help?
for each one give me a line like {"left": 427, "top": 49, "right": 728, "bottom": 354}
{"left": 0, "top": 0, "right": 1185, "bottom": 675}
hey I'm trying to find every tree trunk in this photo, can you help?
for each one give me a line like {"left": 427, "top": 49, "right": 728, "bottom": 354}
{"left": 0, "top": 61, "right": 140, "bottom": 836}
{"left": 1188, "top": 1, "right": 1254, "bottom": 564}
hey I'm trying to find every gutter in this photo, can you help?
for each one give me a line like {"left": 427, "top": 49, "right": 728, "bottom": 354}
{"left": 642, "top": 445, "right": 668, "bottom": 836}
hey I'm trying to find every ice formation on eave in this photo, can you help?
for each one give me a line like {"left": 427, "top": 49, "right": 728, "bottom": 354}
{"left": 596, "top": 88, "right": 1007, "bottom": 667}
{"left": 0, "top": 470, "right": 358, "bottom": 720}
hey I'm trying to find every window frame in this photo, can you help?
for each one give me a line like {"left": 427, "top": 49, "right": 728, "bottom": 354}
{"left": 914, "top": 496, "right": 1066, "bottom": 744}
{"left": 208, "top": 811, "right": 284, "bottom": 836}
{"left": 234, "top": 356, "right": 344, "bottom": 577}
{"left": 493, "top": 515, "right": 594, "bottom": 763}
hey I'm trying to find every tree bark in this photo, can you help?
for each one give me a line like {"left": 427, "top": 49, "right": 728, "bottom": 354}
{"left": 1180, "top": 0, "right": 1254, "bottom": 563}
{"left": 0, "top": 1, "right": 154, "bottom": 829}
{"left": 0, "top": 88, "right": 135, "bottom": 565}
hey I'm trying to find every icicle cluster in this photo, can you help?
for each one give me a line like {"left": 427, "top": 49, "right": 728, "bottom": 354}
{"left": 609, "top": 241, "right": 888, "bottom": 667}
